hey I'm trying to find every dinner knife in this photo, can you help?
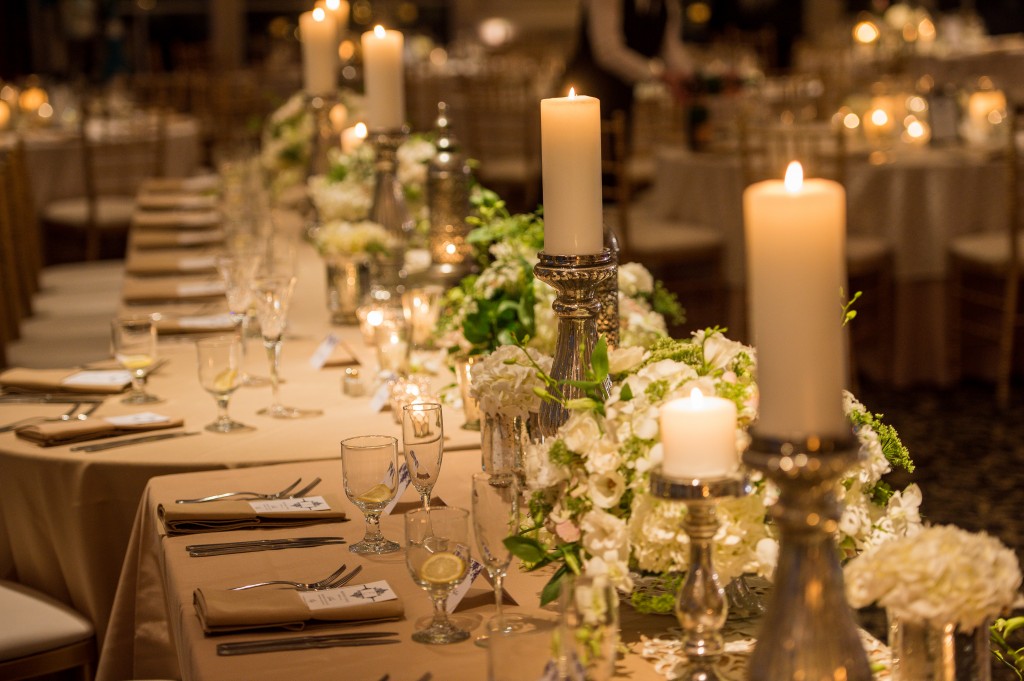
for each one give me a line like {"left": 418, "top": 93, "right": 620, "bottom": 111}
{"left": 186, "top": 537, "right": 347, "bottom": 552}
{"left": 217, "top": 632, "right": 400, "bottom": 656}
{"left": 187, "top": 537, "right": 347, "bottom": 557}
{"left": 71, "top": 430, "right": 200, "bottom": 452}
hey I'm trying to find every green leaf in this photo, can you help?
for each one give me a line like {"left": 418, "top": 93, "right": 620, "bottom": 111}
{"left": 504, "top": 535, "right": 548, "bottom": 564}
{"left": 620, "top": 382, "right": 634, "bottom": 401}
{"left": 539, "top": 565, "right": 569, "bottom": 606}
{"left": 565, "top": 397, "right": 600, "bottom": 411}
{"left": 591, "top": 337, "right": 609, "bottom": 382}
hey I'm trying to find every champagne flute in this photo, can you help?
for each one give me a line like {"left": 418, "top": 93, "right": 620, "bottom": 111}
{"left": 402, "top": 402, "right": 444, "bottom": 512}
{"left": 195, "top": 335, "right": 253, "bottom": 433}
{"left": 215, "top": 251, "right": 267, "bottom": 387}
{"left": 252, "top": 274, "right": 322, "bottom": 418}
{"left": 405, "top": 506, "right": 472, "bottom": 644}
{"left": 111, "top": 315, "right": 161, "bottom": 404}
{"left": 472, "top": 471, "right": 521, "bottom": 646}
{"left": 341, "top": 435, "right": 401, "bottom": 554}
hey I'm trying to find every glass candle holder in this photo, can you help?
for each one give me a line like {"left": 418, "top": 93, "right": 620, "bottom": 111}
{"left": 374, "top": 317, "right": 410, "bottom": 376}
{"left": 402, "top": 285, "right": 444, "bottom": 351}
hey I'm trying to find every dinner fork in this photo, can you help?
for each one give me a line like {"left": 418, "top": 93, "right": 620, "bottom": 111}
{"left": 174, "top": 478, "right": 303, "bottom": 504}
{"left": 229, "top": 563, "right": 353, "bottom": 591}
{"left": 0, "top": 401, "right": 101, "bottom": 433}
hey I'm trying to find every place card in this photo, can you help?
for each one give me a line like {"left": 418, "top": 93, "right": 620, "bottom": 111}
{"left": 309, "top": 333, "right": 339, "bottom": 369}
{"left": 249, "top": 496, "right": 331, "bottom": 514}
{"left": 178, "top": 255, "right": 217, "bottom": 271}
{"left": 300, "top": 580, "right": 397, "bottom": 611}
{"left": 446, "top": 554, "right": 486, "bottom": 614}
{"left": 177, "top": 281, "right": 225, "bottom": 297}
{"left": 368, "top": 381, "right": 390, "bottom": 413}
{"left": 381, "top": 462, "right": 411, "bottom": 517}
{"left": 104, "top": 412, "right": 171, "bottom": 426}
{"left": 177, "top": 314, "right": 236, "bottom": 329}
{"left": 61, "top": 370, "right": 132, "bottom": 387}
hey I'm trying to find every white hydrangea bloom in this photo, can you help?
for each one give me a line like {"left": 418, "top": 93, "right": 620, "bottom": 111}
{"left": 469, "top": 345, "right": 551, "bottom": 417}
{"left": 308, "top": 175, "right": 373, "bottom": 222}
{"left": 313, "top": 220, "right": 394, "bottom": 257}
{"left": 618, "top": 262, "right": 654, "bottom": 296}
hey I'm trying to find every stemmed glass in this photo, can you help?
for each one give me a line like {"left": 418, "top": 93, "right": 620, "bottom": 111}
{"left": 472, "top": 471, "right": 521, "bottom": 646}
{"left": 111, "top": 315, "right": 161, "bottom": 404}
{"left": 401, "top": 402, "right": 444, "bottom": 511}
{"left": 215, "top": 251, "right": 267, "bottom": 387}
{"left": 252, "top": 274, "right": 322, "bottom": 419}
{"left": 195, "top": 335, "right": 253, "bottom": 433}
{"left": 341, "top": 435, "right": 401, "bottom": 555}
{"left": 405, "top": 506, "right": 472, "bottom": 644}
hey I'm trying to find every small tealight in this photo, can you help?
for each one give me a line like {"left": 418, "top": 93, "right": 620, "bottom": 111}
{"left": 342, "top": 367, "right": 365, "bottom": 397}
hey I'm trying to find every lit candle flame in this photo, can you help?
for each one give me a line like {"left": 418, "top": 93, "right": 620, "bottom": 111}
{"left": 568, "top": 86, "right": 576, "bottom": 98}
{"left": 354, "top": 121, "right": 367, "bottom": 138}
{"left": 374, "top": 24, "right": 386, "bottom": 38}
{"left": 313, "top": 7, "right": 326, "bottom": 21}
{"left": 689, "top": 387, "right": 704, "bottom": 402}
{"left": 784, "top": 162, "right": 803, "bottom": 193}
{"left": 326, "top": 0, "right": 340, "bottom": 9}
{"left": 870, "top": 108, "right": 889, "bottom": 126}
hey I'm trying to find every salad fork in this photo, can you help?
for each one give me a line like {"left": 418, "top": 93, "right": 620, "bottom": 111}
{"left": 0, "top": 401, "right": 101, "bottom": 433}
{"left": 229, "top": 563, "right": 356, "bottom": 591}
{"left": 174, "top": 478, "right": 303, "bottom": 504}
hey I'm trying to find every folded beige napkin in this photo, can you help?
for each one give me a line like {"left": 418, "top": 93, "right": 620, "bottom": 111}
{"left": 133, "top": 210, "right": 221, "bottom": 230}
{"left": 15, "top": 415, "right": 184, "bottom": 447}
{"left": 155, "top": 313, "right": 236, "bottom": 335}
{"left": 125, "top": 249, "right": 220, "bottom": 276}
{"left": 140, "top": 175, "right": 220, "bottom": 194}
{"left": 122, "top": 277, "right": 225, "bottom": 304}
{"left": 131, "top": 229, "right": 225, "bottom": 250}
{"left": 159, "top": 495, "right": 348, "bottom": 534}
{"left": 0, "top": 367, "right": 129, "bottom": 394}
{"left": 137, "top": 193, "right": 219, "bottom": 211}
{"left": 194, "top": 584, "right": 404, "bottom": 634}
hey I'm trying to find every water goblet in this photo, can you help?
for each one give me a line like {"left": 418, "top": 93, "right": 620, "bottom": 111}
{"left": 472, "top": 471, "right": 521, "bottom": 647}
{"left": 215, "top": 251, "right": 267, "bottom": 387}
{"left": 341, "top": 435, "right": 401, "bottom": 555}
{"left": 252, "top": 274, "right": 322, "bottom": 419}
{"left": 195, "top": 335, "right": 253, "bottom": 433}
{"left": 111, "top": 315, "right": 161, "bottom": 404}
{"left": 405, "top": 506, "right": 472, "bottom": 644}
{"left": 401, "top": 402, "right": 444, "bottom": 512}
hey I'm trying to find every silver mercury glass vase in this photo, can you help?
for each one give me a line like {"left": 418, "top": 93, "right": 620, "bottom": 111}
{"left": 368, "top": 127, "right": 415, "bottom": 301}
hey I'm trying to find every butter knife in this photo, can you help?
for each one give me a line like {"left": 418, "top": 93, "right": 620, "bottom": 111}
{"left": 217, "top": 632, "right": 400, "bottom": 656}
{"left": 71, "top": 431, "right": 200, "bottom": 452}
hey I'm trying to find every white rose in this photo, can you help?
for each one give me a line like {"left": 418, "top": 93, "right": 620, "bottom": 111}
{"left": 588, "top": 470, "right": 626, "bottom": 509}
{"left": 608, "top": 346, "right": 645, "bottom": 374}
{"left": 618, "top": 262, "right": 654, "bottom": 296}
{"left": 561, "top": 412, "right": 603, "bottom": 453}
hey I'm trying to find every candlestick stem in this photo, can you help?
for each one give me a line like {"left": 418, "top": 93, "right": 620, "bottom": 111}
{"left": 369, "top": 127, "right": 413, "bottom": 299}
{"left": 306, "top": 94, "right": 336, "bottom": 179}
{"left": 533, "top": 250, "right": 615, "bottom": 438}
{"left": 742, "top": 432, "right": 871, "bottom": 681}
{"left": 597, "top": 225, "right": 620, "bottom": 348}
{"left": 649, "top": 471, "right": 751, "bottom": 681}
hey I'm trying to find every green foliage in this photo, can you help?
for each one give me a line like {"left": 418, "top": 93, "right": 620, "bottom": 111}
{"left": 650, "top": 280, "right": 685, "bottom": 325}
{"left": 991, "top": 617, "right": 1024, "bottom": 679}
{"left": 848, "top": 407, "right": 914, "bottom": 474}
{"left": 842, "top": 288, "right": 863, "bottom": 326}
{"left": 629, "top": 573, "right": 684, "bottom": 614}
{"left": 504, "top": 535, "right": 583, "bottom": 606}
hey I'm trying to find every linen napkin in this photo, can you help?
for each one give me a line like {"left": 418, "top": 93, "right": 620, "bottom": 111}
{"left": 125, "top": 250, "right": 220, "bottom": 276}
{"left": 140, "top": 174, "right": 220, "bottom": 194}
{"left": 15, "top": 413, "right": 185, "bottom": 446}
{"left": 193, "top": 584, "right": 404, "bottom": 634}
{"left": 155, "top": 313, "right": 236, "bottom": 335}
{"left": 159, "top": 495, "right": 348, "bottom": 534}
{"left": 136, "top": 193, "right": 219, "bottom": 211}
{"left": 0, "top": 367, "right": 130, "bottom": 394}
{"left": 131, "top": 229, "right": 225, "bottom": 250}
{"left": 122, "top": 276, "right": 225, "bottom": 304}
{"left": 133, "top": 210, "right": 221, "bottom": 230}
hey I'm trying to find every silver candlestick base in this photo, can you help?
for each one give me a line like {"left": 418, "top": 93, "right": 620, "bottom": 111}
{"left": 649, "top": 469, "right": 752, "bottom": 681}
{"left": 306, "top": 93, "right": 336, "bottom": 179}
{"left": 742, "top": 432, "right": 871, "bottom": 681}
{"left": 533, "top": 250, "right": 615, "bottom": 438}
{"left": 369, "top": 127, "right": 414, "bottom": 296}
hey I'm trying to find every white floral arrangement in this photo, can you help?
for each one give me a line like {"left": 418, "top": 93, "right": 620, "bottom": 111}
{"left": 844, "top": 524, "right": 1022, "bottom": 631}
{"left": 507, "top": 330, "right": 922, "bottom": 610}
{"left": 312, "top": 219, "right": 396, "bottom": 258}
{"left": 469, "top": 344, "right": 553, "bottom": 418}
{"left": 307, "top": 172, "right": 373, "bottom": 223}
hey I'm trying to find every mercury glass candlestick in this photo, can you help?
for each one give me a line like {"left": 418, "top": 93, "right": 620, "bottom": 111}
{"left": 597, "top": 225, "right": 620, "bottom": 348}
{"left": 368, "top": 127, "right": 414, "bottom": 299}
{"left": 306, "top": 93, "right": 337, "bottom": 179}
{"left": 533, "top": 249, "right": 615, "bottom": 437}
{"left": 742, "top": 432, "right": 871, "bottom": 681}
{"left": 649, "top": 469, "right": 752, "bottom": 681}
{"left": 425, "top": 102, "right": 475, "bottom": 286}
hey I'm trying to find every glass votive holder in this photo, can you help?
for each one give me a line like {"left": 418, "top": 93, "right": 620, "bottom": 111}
{"left": 374, "top": 317, "right": 411, "bottom": 376}
{"left": 342, "top": 367, "right": 365, "bottom": 397}
{"left": 388, "top": 375, "right": 433, "bottom": 423}
{"left": 558, "top": 574, "right": 619, "bottom": 681}
{"left": 401, "top": 285, "right": 444, "bottom": 351}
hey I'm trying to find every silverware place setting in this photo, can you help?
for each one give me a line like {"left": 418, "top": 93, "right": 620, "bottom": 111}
{"left": 227, "top": 563, "right": 362, "bottom": 592}
{"left": 187, "top": 536, "right": 347, "bottom": 557}
{"left": 217, "top": 630, "right": 400, "bottom": 656}
{"left": 174, "top": 476, "right": 322, "bottom": 504}
{"left": 70, "top": 430, "right": 200, "bottom": 452}
{"left": 0, "top": 400, "right": 103, "bottom": 433}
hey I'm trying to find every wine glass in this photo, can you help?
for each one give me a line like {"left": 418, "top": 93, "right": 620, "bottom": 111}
{"left": 341, "top": 434, "right": 401, "bottom": 555}
{"left": 195, "top": 335, "right": 253, "bottom": 433}
{"left": 215, "top": 251, "right": 267, "bottom": 387}
{"left": 252, "top": 274, "right": 322, "bottom": 419}
{"left": 401, "top": 402, "right": 444, "bottom": 512}
{"left": 405, "top": 506, "right": 472, "bottom": 644}
{"left": 472, "top": 471, "right": 521, "bottom": 646}
{"left": 111, "top": 315, "right": 161, "bottom": 404}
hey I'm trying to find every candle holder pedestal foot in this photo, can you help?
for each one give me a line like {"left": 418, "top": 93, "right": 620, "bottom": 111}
{"left": 649, "top": 470, "right": 752, "bottom": 681}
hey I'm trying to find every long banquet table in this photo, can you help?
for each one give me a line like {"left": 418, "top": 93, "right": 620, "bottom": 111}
{"left": 0, "top": 217, "right": 480, "bottom": 653}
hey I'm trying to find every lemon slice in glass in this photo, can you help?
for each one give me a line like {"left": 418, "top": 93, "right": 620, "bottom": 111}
{"left": 420, "top": 551, "right": 465, "bottom": 585}
{"left": 356, "top": 483, "right": 393, "bottom": 504}
{"left": 213, "top": 368, "right": 237, "bottom": 392}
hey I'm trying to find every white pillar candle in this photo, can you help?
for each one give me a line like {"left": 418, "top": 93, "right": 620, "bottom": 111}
{"left": 659, "top": 388, "right": 738, "bottom": 478}
{"left": 299, "top": 8, "right": 338, "bottom": 96}
{"left": 361, "top": 26, "right": 405, "bottom": 131}
{"left": 743, "top": 162, "right": 848, "bottom": 439}
{"left": 341, "top": 122, "right": 367, "bottom": 154}
{"left": 540, "top": 89, "right": 604, "bottom": 255}
{"left": 322, "top": 0, "right": 350, "bottom": 38}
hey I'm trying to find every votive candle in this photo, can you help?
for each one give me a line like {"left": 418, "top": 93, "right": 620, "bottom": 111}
{"left": 659, "top": 388, "right": 738, "bottom": 478}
